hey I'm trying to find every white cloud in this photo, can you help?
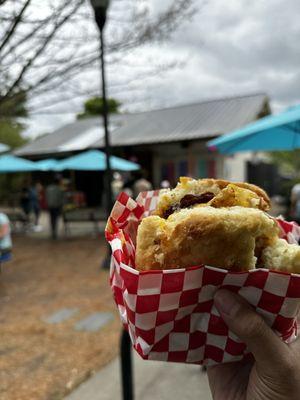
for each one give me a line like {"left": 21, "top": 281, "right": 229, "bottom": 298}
{"left": 22, "top": 113, "right": 75, "bottom": 139}
{"left": 24, "top": 0, "right": 300, "bottom": 137}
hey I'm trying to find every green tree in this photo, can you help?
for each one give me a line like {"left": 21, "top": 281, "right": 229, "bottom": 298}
{"left": 270, "top": 150, "right": 300, "bottom": 194}
{"left": 76, "top": 97, "right": 121, "bottom": 119}
{"left": 0, "top": 89, "right": 27, "bottom": 149}
{"left": 0, "top": 91, "right": 27, "bottom": 118}
{"left": 0, "top": 120, "right": 28, "bottom": 204}
{"left": 270, "top": 150, "right": 300, "bottom": 177}
{"left": 0, "top": 93, "right": 28, "bottom": 205}
{"left": 0, "top": 119, "right": 27, "bottom": 149}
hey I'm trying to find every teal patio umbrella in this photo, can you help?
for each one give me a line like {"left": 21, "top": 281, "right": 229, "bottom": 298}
{"left": 34, "top": 158, "right": 62, "bottom": 171}
{"left": 57, "top": 150, "right": 140, "bottom": 171}
{"left": 207, "top": 105, "right": 300, "bottom": 154}
{"left": 0, "top": 154, "right": 38, "bottom": 173}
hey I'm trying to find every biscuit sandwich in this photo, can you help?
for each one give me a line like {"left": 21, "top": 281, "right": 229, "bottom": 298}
{"left": 135, "top": 177, "right": 300, "bottom": 273}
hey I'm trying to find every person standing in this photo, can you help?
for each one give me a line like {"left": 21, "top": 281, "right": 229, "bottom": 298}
{"left": 123, "top": 174, "right": 135, "bottom": 197}
{"left": 45, "top": 177, "right": 64, "bottom": 239}
{"left": 20, "top": 185, "right": 31, "bottom": 221}
{"left": 160, "top": 179, "right": 171, "bottom": 189}
{"left": 0, "top": 213, "right": 12, "bottom": 271}
{"left": 111, "top": 172, "right": 123, "bottom": 200}
{"left": 29, "top": 182, "right": 42, "bottom": 230}
{"left": 290, "top": 182, "right": 300, "bottom": 223}
{"left": 132, "top": 170, "right": 152, "bottom": 198}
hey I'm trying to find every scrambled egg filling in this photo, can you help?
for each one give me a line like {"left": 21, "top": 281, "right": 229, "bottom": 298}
{"left": 160, "top": 183, "right": 262, "bottom": 219}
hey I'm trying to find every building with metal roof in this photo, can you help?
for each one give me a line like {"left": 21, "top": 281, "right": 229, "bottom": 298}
{"left": 17, "top": 93, "right": 270, "bottom": 189}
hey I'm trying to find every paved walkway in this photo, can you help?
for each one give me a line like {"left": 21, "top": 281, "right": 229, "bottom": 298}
{"left": 65, "top": 353, "right": 212, "bottom": 400}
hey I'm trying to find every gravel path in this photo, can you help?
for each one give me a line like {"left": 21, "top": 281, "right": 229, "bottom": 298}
{"left": 0, "top": 235, "right": 120, "bottom": 400}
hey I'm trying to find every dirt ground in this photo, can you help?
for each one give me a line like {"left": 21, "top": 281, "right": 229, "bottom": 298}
{"left": 0, "top": 235, "right": 121, "bottom": 400}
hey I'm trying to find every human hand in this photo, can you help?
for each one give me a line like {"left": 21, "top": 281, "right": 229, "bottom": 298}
{"left": 207, "top": 290, "right": 300, "bottom": 400}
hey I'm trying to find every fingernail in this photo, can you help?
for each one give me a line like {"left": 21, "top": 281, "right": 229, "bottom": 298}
{"left": 214, "top": 290, "right": 238, "bottom": 317}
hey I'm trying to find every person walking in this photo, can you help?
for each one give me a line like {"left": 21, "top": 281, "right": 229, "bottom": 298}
{"left": 45, "top": 177, "right": 64, "bottom": 239}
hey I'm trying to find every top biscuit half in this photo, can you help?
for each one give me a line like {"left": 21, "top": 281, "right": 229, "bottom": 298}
{"left": 155, "top": 177, "right": 270, "bottom": 219}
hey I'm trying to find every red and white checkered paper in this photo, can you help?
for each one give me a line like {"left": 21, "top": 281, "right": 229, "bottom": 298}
{"left": 105, "top": 190, "right": 300, "bottom": 366}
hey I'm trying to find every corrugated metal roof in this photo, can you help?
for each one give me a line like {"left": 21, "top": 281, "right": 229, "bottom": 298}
{"left": 16, "top": 93, "right": 268, "bottom": 157}
{"left": 16, "top": 116, "right": 122, "bottom": 156}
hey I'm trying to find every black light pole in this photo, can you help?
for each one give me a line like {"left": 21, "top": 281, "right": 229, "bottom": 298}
{"left": 90, "top": 0, "right": 113, "bottom": 272}
{"left": 90, "top": 0, "right": 113, "bottom": 220}
{"left": 90, "top": 2, "right": 134, "bottom": 400}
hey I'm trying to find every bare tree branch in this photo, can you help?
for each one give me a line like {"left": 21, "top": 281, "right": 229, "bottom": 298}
{"left": 1, "top": 18, "right": 50, "bottom": 60}
{"left": 0, "top": 0, "right": 11, "bottom": 8}
{"left": 4, "top": 0, "right": 85, "bottom": 97}
{"left": 0, "top": 0, "right": 198, "bottom": 116}
{"left": 28, "top": 57, "right": 180, "bottom": 112}
{"left": 0, "top": 0, "right": 31, "bottom": 53}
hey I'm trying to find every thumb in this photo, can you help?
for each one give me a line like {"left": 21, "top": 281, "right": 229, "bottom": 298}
{"left": 214, "top": 289, "right": 289, "bottom": 372}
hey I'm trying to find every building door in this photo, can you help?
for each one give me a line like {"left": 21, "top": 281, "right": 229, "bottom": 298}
{"left": 197, "top": 159, "right": 216, "bottom": 179}
{"left": 247, "top": 161, "right": 280, "bottom": 196}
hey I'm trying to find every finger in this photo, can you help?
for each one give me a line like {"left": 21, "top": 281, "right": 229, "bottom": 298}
{"left": 214, "top": 289, "right": 289, "bottom": 373}
{"left": 207, "top": 360, "right": 252, "bottom": 399}
{"left": 290, "top": 333, "right": 300, "bottom": 352}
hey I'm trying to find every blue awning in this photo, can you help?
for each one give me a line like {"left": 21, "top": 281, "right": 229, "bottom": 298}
{"left": 0, "top": 154, "right": 38, "bottom": 173}
{"left": 56, "top": 150, "right": 140, "bottom": 171}
{"left": 34, "top": 158, "right": 62, "bottom": 171}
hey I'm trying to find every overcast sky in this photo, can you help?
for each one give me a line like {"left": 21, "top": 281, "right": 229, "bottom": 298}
{"left": 24, "top": 0, "right": 300, "bottom": 138}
